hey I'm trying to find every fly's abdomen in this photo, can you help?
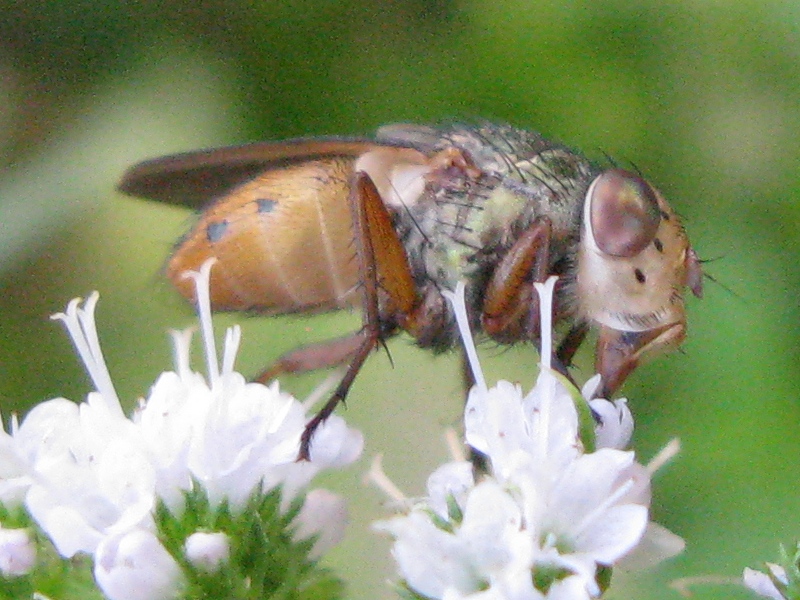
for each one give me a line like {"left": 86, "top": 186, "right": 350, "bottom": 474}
{"left": 166, "top": 158, "right": 361, "bottom": 313}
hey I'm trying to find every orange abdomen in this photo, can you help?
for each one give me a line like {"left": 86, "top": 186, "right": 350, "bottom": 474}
{"left": 166, "top": 158, "right": 361, "bottom": 313}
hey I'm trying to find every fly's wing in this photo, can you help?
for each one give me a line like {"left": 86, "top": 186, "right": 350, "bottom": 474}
{"left": 375, "top": 124, "right": 443, "bottom": 150}
{"left": 119, "top": 138, "right": 430, "bottom": 314}
{"left": 119, "top": 138, "right": 381, "bottom": 208}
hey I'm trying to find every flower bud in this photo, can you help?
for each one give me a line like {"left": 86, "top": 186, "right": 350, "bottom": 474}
{"left": 184, "top": 531, "right": 229, "bottom": 572}
{"left": 0, "top": 526, "right": 35, "bottom": 576}
{"left": 94, "top": 530, "right": 182, "bottom": 600}
{"left": 293, "top": 489, "right": 348, "bottom": 559}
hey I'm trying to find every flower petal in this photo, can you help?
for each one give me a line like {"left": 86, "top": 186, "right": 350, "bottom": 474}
{"left": 94, "top": 529, "right": 183, "bottom": 600}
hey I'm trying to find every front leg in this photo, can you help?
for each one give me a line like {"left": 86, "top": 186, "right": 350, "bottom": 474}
{"left": 481, "top": 217, "right": 553, "bottom": 344}
{"left": 479, "top": 217, "right": 584, "bottom": 383}
{"left": 595, "top": 322, "right": 687, "bottom": 397}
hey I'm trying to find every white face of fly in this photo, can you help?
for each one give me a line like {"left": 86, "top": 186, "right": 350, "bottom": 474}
{"left": 576, "top": 169, "right": 699, "bottom": 335}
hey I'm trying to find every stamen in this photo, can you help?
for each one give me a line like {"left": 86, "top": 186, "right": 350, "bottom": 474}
{"left": 364, "top": 454, "right": 407, "bottom": 503}
{"left": 443, "top": 282, "right": 486, "bottom": 393}
{"left": 647, "top": 438, "right": 681, "bottom": 475}
{"left": 51, "top": 292, "right": 123, "bottom": 418}
{"left": 532, "top": 276, "right": 559, "bottom": 459}
{"left": 670, "top": 575, "right": 740, "bottom": 597}
{"left": 222, "top": 326, "right": 241, "bottom": 376}
{"left": 182, "top": 259, "right": 219, "bottom": 387}
{"left": 444, "top": 428, "right": 467, "bottom": 463}
{"left": 534, "top": 371, "right": 556, "bottom": 460}
{"left": 533, "top": 276, "right": 558, "bottom": 372}
{"left": 169, "top": 328, "right": 194, "bottom": 381}
{"left": 571, "top": 476, "right": 636, "bottom": 540}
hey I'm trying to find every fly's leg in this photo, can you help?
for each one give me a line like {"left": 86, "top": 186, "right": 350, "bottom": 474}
{"left": 595, "top": 322, "right": 686, "bottom": 397}
{"left": 295, "top": 171, "right": 420, "bottom": 460}
{"left": 481, "top": 217, "right": 552, "bottom": 351}
{"left": 480, "top": 217, "right": 583, "bottom": 385}
{"left": 255, "top": 334, "right": 366, "bottom": 383}
{"left": 556, "top": 321, "right": 589, "bottom": 371}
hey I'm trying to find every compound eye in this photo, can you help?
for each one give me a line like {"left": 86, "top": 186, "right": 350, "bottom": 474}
{"left": 588, "top": 169, "right": 661, "bottom": 257}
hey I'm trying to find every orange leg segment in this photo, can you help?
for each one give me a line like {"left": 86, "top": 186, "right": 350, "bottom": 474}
{"left": 479, "top": 217, "right": 586, "bottom": 384}
{"left": 481, "top": 217, "right": 552, "bottom": 344}
{"left": 294, "top": 171, "right": 420, "bottom": 460}
{"left": 255, "top": 334, "right": 365, "bottom": 383}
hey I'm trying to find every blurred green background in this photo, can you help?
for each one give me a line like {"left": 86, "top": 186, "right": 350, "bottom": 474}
{"left": 1, "top": 1, "right": 798, "bottom": 598}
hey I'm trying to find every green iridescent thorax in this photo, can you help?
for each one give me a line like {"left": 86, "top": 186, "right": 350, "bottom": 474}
{"left": 402, "top": 124, "right": 596, "bottom": 291}
{"left": 386, "top": 124, "right": 598, "bottom": 350}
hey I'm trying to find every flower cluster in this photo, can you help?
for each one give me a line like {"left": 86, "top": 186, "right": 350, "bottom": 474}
{"left": 0, "top": 261, "right": 362, "bottom": 600}
{"left": 374, "top": 278, "right": 683, "bottom": 599}
{"left": 744, "top": 544, "right": 800, "bottom": 600}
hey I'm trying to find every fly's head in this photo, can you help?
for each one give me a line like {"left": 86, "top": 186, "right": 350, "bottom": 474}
{"left": 576, "top": 169, "right": 703, "bottom": 393}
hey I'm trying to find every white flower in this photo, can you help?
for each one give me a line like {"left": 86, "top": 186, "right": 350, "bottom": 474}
{"left": 589, "top": 397, "right": 633, "bottom": 451}
{"left": 184, "top": 531, "right": 229, "bottom": 572}
{"left": 0, "top": 413, "right": 40, "bottom": 506}
{"left": 744, "top": 564, "right": 789, "bottom": 600}
{"left": 582, "top": 375, "right": 634, "bottom": 450}
{"left": 94, "top": 529, "right": 183, "bottom": 600}
{"left": 293, "top": 489, "right": 349, "bottom": 559}
{"left": 379, "top": 480, "right": 593, "bottom": 600}
{"left": 20, "top": 394, "right": 155, "bottom": 557}
{"left": 2, "top": 259, "right": 362, "bottom": 569}
{"left": 0, "top": 525, "right": 36, "bottom": 576}
{"left": 425, "top": 461, "right": 475, "bottom": 521}
{"left": 618, "top": 522, "right": 685, "bottom": 571}
{"left": 464, "top": 373, "right": 582, "bottom": 484}
{"left": 374, "top": 278, "right": 682, "bottom": 599}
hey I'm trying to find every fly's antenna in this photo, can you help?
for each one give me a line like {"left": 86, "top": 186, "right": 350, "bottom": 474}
{"left": 699, "top": 257, "right": 743, "bottom": 302}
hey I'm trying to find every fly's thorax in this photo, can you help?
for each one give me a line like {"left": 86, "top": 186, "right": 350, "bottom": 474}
{"left": 403, "top": 125, "right": 596, "bottom": 287}
{"left": 395, "top": 169, "right": 496, "bottom": 292}
{"left": 576, "top": 170, "right": 691, "bottom": 333}
{"left": 386, "top": 125, "right": 600, "bottom": 349}
{"left": 354, "top": 147, "right": 431, "bottom": 209}
{"left": 444, "top": 125, "right": 596, "bottom": 263}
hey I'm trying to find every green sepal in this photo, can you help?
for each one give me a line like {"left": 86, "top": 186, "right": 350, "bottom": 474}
{"left": 155, "top": 481, "right": 344, "bottom": 600}
{"left": 595, "top": 563, "right": 613, "bottom": 595}
{"left": 531, "top": 562, "right": 574, "bottom": 593}
{"left": 425, "top": 492, "right": 464, "bottom": 534}
{"left": 776, "top": 542, "right": 800, "bottom": 600}
{"left": 551, "top": 369, "right": 597, "bottom": 453}
{"left": 395, "top": 579, "right": 433, "bottom": 600}
{"left": 445, "top": 493, "right": 463, "bottom": 525}
{"left": 0, "top": 504, "right": 32, "bottom": 530}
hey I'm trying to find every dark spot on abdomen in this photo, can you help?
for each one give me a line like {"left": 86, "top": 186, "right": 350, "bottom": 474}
{"left": 256, "top": 198, "right": 278, "bottom": 214}
{"left": 206, "top": 220, "right": 229, "bottom": 243}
